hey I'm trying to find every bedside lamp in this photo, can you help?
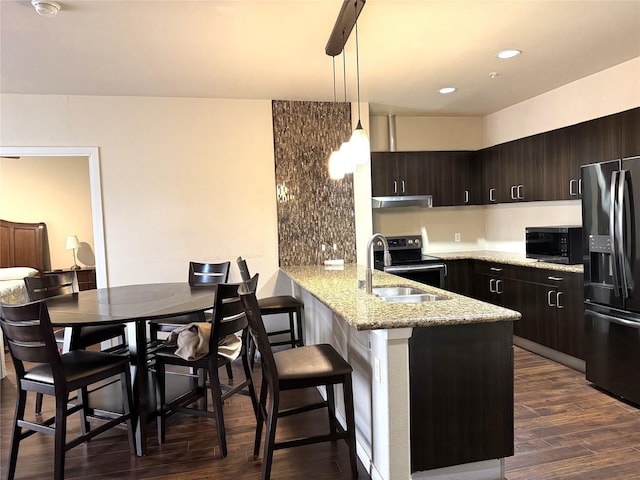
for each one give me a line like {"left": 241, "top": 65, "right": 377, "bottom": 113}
{"left": 65, "top": 235, "right": 81, "bottom": 270}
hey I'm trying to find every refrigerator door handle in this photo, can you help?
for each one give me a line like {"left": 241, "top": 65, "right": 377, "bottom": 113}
{"left": 617, "top": 169, "right": 630, "bottom": 298}
{"left": 610, "top": 170, "right": 623, "bottom": 297}
{"left": 589, "top": 308, "right": 640, "bottom": 330}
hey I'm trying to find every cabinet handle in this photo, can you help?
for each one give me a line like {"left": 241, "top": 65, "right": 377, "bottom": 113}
{"left": 547, "top": 290, "right": 556, "bottom": 307}
{"left": 569, "top": 179, "right": 577, "bottom": 196}
{"left": 490, "top": 267, "right": 503, "bottom": 272}
{"left": 393, "top": 180, "right": 398, "bottom": 194}
{"left": 517, "top": 184, "right": 524, "bottom": 199}
{"left": 511, "top": 185, "right": 517, "bottom": 200}
{"left": 489, "top": 278, "right": 496, "bottom": 293}
{"left": 556, "top": 291, "right": 564, "bottom": 309}
{"left": 547, "top": 276, "right": 563, "bottom": 281}
{"left": 489, "top": 188, "right": 496, "bottom": 202}
{"left": 464, "top": 190, "right": 469, "bottom": 204}
{"left": 401, "top": 180, "right": 406, "bottom": 193}
{"left": 496, "top": 279, "right": 503, "bottom": 294}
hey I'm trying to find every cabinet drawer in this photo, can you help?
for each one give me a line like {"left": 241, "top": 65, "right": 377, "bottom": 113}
{"left": 74, "top": 269, "right": 96, "bottom": 291}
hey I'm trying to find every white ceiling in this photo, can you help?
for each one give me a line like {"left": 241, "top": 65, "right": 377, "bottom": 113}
{"left": 1, "top": 0, "right": 639, "bottom": 116}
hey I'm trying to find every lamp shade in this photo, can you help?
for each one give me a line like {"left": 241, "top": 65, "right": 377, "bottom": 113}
{"left": 349, "top": 121, "right": 370, "bottom": 165}
{"left": 339, "top": 141, "right": 356, "bottom": 174}
{"left": 65, "top": 235, "right": 80, "bottom": 250}
{"left": 328, "top": 150, "right": 345, "bottom": 180}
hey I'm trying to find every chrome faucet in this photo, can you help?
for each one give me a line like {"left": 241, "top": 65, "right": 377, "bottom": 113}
{"left": 365, "top": 233, "right": 391, "bottom": 294}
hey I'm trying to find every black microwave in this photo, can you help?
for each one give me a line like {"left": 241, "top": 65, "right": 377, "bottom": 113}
{"left": 525, "top": 226, "right": 582, "bottom": 265}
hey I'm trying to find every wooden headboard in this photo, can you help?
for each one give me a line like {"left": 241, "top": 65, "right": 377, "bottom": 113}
{"left": 0, "top": 219, "right": 49, "bottom": 273}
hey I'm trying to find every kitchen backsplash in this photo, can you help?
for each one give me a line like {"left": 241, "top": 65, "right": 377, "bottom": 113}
{"left": 373, "top": 201, "right": 582, "bottom": 254}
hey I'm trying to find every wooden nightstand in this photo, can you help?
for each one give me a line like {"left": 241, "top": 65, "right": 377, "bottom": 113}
{"left": 45, "top": 268, "right": 97, "bottom": 291}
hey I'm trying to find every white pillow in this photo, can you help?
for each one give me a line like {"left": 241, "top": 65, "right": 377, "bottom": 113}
{"left": 0, "top": 267, "right": 39, "bottom": 281}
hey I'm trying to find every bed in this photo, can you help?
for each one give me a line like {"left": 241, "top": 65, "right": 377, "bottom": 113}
{"left": 1, "top": 219, "right": 49, "bottom": 377}
{"left": 0, "top": 219, "right": 48, "bottom": 303}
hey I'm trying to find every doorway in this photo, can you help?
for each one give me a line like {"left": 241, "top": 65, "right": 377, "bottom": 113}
{"left": 0, "top": 146, "right": 107, "bottom": 287}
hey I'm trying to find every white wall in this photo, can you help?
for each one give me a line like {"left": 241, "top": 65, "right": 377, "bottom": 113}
{"left": 484, "top": 57, "right": 640, "bottom": 146}
{"left": 370, "top": 115, "right": 483, "bottom": 152}
{"left": 0, "top": 94, "right": 279, "bottom": 290}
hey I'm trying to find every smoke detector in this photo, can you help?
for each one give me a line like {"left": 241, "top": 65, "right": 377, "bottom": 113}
{"left": 31, "top": 1, "right": 61, "bottom": 17}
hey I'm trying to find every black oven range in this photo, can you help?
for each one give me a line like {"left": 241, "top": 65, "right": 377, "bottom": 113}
{"left": 373, "top": 235, "right": 446, "bottom": 289}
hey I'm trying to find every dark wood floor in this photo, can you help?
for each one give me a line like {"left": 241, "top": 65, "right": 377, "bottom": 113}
{"left": 505, "top": 347, "right": 640, "bottom": 480}
{"left": 0, "top": 356, "right": 367, "bottom": 480}
{"left": 2, "top": 346, "right": 640, "bottom": 479}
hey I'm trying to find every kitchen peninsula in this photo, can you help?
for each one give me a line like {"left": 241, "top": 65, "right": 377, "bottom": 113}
{"left": 280, "top": 264, "right": 521, "bottom": 480}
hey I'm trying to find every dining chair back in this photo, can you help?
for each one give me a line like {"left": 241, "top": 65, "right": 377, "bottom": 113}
{"left": 0, "top": 301, "right": 135, "bottom": 480}
{"left": 154, "top": 275, "right": 259, "bottom": 457}
{"left": 149, "top": 260, "right": 231, "bottom": 341}
{"left": 239, "top": 288, "right": 358, "bottom": 480}
{"left": 24, "top": 271, "right": 127, "bottom": 414}
{"left": 236, "top": 257, "right": 304, "bottom": 350}
{"left": 24, "top": 271, "right": 78, "bottom": 299}
{"left": 189, "top": 261, "right": 231, "bottom": 287}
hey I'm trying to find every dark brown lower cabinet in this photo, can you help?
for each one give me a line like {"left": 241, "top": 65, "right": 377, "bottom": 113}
{"left": 443, "top": 259, "right": 474, "bottom": 296}
{"left": 409, "top": 321, "right": 514, "bottom": 472}
{"left": 518, "top": 270, "right": 584, "bottom": 359}
{"left": 463, "top": 260, "right": 585, "bottom": 360}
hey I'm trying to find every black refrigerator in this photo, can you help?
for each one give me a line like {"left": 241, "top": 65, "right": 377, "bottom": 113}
{"left": 582, "top": 155, "right": 640, "bottom": 406}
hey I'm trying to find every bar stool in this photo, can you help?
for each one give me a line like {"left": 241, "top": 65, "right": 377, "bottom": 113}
{"left": 239, "top": 287, "right": 358, "bottom": 480}
{"left": 236, "top": 257, "right": 304, "bottom": 349}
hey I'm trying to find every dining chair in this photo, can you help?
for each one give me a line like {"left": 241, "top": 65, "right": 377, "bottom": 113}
{"left": 0, "top": 301, "right": 135, "bottom": 480}
{"left": 239, "top": 287, "right": 358, "bottom": 480}
{"left": 24, "top": 271, "right": 127, "bottom": 414}
{"left": 148, "top": 261, "right": 231, "bottom": 341}
{"left": 236, "top": 257, "right": 304, "bottom": 349}
{"left": 154, "top": 276, "right": 259, "bottom": 457}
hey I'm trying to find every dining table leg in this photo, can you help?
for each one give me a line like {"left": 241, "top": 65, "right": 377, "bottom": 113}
{"left": 127, "top": 320, "right": 149, "bottom": 456}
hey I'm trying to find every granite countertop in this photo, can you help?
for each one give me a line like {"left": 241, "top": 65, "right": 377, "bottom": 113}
{"left": 434, "top": 250, "right": 583, "bottom": 274}
{"left": 280, "top": 264, "right": 521, "bottom": 331}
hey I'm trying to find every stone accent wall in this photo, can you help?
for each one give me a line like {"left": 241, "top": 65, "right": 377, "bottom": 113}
{"left": 272, "top": 100, "right": 356, "bottom": 266}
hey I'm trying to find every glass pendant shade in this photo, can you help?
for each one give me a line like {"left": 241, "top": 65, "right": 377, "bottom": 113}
{"left": 328, "top": 150, "right": 345, "bottom": 180}
{"left": 350, "top": 120, "right": 370, "bottom": 165}
{"left": 340, "top": 141, "right": 356, "bottom": 174}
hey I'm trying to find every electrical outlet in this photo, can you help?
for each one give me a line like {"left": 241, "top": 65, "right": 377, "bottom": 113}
{"left": 455, "top": 233, "right": 461, "bottom": 242}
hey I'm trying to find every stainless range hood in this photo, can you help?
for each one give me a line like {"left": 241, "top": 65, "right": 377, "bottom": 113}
{"left": 372, "top": 195, "right": 433, "bottom": 209}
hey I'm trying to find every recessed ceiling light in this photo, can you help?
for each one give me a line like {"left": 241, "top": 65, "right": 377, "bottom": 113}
{"left": 496, "top": 49, "right": 522, "bottom": 59}
{"left": 31, "top": 0, "right": 61, "bottom": 17}
{"left": 439, "top": 87, "right": 457, "bottom": 94}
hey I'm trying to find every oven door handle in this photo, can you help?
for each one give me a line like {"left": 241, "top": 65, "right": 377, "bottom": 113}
{"left": 384, "top": 263, "right": 446, "bottom": 273}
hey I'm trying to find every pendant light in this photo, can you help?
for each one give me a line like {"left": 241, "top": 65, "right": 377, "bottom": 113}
{"left": 325, "top": 0, "right": 367, "bottom": 178}
{"left": 349, "top": 16, "right": 370, "bottom": 166}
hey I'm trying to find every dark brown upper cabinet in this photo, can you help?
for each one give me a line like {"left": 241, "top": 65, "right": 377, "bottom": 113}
{"left": 370, "top": 107, "right": 638, "bottom": 207}
{"left": 480, "top": 135, "right": 544, "bottom": 204}
{"left": 417, "top": 151, "right": 477, "bottom": 207}
{"left": 620, "top": 107, "right": 640, "bottom": 159}
{"left": 543, "top": 125, "right": 579, "bottom": 200}
{"left": 371, "top": 152, "right": 424, "bottom": 196}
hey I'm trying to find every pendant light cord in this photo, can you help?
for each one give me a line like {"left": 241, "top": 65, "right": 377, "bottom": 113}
{"left": 332, "top": 56, "right": 337, "bottom": 103}
{"left": 342, "top": 43, "right": 347, "bottom": 103}
{"left": 355, "top": 17, "right": 361, "bottom": 122}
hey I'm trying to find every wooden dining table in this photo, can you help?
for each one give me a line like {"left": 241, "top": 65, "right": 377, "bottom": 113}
{"left": 43, "top": 282, "right": 215, "bottom": 456}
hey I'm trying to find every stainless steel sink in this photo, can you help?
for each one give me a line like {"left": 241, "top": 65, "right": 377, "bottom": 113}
{"left": 372, "top": 286, "right": 427, "bottom": 297}
{"left": 372, "top": 286, "right": 448, "bottom": 303}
